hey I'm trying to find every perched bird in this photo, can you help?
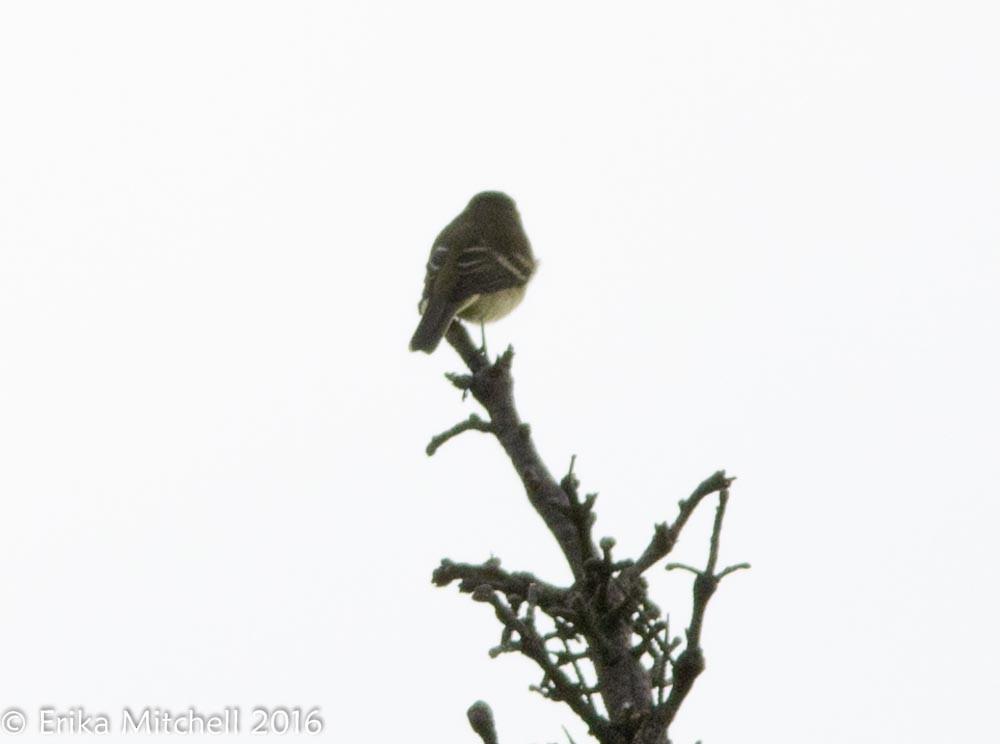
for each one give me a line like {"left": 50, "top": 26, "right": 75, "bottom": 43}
{"left": 410, "top": 191, "right": 536, "bottom": 354}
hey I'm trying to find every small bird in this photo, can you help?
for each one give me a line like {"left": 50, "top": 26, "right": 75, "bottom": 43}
{"left": 410, "top": 191, "right": 536, "bottom": 354}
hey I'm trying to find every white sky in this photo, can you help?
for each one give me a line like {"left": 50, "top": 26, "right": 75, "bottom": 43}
{"left": 1, "top": 2, "right": 998, "bottom": 742}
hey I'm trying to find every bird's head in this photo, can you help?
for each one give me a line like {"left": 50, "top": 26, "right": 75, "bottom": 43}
{"left": 468, "top": 191, "right": 517, "bottom": 213}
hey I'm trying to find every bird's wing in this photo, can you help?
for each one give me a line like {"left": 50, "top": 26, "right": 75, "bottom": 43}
{"left": 417, "top": 244, "right": 450, "bottom": 314}
{"left": 450, "top": 244, "right": 534, "bottom": 298}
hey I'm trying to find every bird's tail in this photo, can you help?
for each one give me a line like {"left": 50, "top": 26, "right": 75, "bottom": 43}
{"left": 409, "top": 299, "right": 458, "bottom": 353}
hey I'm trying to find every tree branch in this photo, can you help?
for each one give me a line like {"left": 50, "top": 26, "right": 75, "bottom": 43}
{"left": 443, "top": 322, "right": 598, "bottom": 580}
{"left": 426, "top": 414, "right": 494, "bottom": 455}
{"left": 473, "top": 585, "right": 612, "bottom": 741}
{"left": 623, "top": 470, "right": 734, "bottom": 581}
{"left": 425, "top": 320, "right": 749, "bottom": 744}
{"left": 467, "top": 700, "right": 499, "bottom": 744}
{"left": 432, "top": 558, "right": 570, "bottom": 614}
{"left": 653, "top": 486, "right": 747, "bottom": 734}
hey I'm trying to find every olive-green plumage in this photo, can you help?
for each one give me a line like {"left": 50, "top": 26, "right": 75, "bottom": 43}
{"left": 410, "top": 192, "right": 536, "bottom": 353}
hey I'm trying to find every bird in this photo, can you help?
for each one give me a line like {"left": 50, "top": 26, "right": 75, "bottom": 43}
{"left": 410, "top": 191, "right": 536, "bottom": 354}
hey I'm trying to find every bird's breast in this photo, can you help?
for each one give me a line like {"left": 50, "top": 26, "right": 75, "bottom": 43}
{"left": 457, "top": 285, "right": 527, "bottom": 323}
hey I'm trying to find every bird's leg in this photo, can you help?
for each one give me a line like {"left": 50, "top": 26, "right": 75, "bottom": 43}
{"left": 479, "top": 321, "right": 489, "bottom": 360}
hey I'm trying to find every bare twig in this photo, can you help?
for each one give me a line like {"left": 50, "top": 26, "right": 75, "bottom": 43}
{"left": 467, "top": 700, "right": 499, "bottom": 744}
{"left": 425, "top": 320, "right": 748, "bottom": 744}
{"left": 432, "top": 558, "right": 570, "bottom": 614}
{"left": 426, "top": 413, "right": 494, "bottom": 455}
{"left": 659, "top": 487, "right": 743, "bottom": 728}
{"left": 473, "top": 586, "right": 611, "bottom": 741}
{"left": 444, "top": 322, "right": 598, "bottom": 580}
{"left": 624, "top": 471, "right": 735, "bottom": 580}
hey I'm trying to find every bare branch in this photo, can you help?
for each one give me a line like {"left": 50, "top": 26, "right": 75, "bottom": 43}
{"left": 467, "top": 700, "right": 499, "bottom": 744}
{"left": 473, "top": 586, "right": 611, "bottom": 741}
{"left": 443, "top": 322, "right": 599, "bottom": 580}
{"left": 659, "top": 487, "right": 743, "bottom": 728}
{"left": 625, "top": 471, "right": 734, "bottom": 579}
{"left": 426, "top": 414, "right": 494, "bottom": 455}
{"left": 432, "top": 558, "right": 570, "bottom": 614}
{"left": 424, "top": 320, "right": 749, "bottom": 744}
{"left": 717, "top": 562, "right": 752, "bottom": 579}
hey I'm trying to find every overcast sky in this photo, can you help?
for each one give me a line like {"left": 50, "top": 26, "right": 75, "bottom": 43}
{"left": 1, "top": 2, "right": 998, "bottom": 743}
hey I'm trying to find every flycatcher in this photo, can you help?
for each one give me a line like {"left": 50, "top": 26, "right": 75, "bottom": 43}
{"left": 410, "top": 191, "right": 536, "bottom": 354}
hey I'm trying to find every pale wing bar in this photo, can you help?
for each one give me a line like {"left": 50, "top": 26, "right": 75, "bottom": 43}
{"left": 454, "top": 245, "right": 533, "bottom": 295}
